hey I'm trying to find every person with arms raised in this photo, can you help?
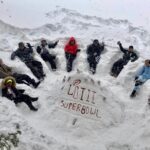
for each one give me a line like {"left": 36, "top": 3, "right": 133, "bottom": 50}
{"left": 11, "top": 42, "right": 45, "bottom": 81}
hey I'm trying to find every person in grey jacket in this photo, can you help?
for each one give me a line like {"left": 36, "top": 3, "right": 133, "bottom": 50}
{"left": 11, "top": 42, "right": 45, "bottom": 80}
{"left": 36, "top": 39, "right": 58, "bottom": 71}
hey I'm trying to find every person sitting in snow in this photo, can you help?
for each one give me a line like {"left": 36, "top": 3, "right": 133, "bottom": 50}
{"left": 11, "top": 42, "right": 45, "bottom": 81}
{"left": 1, "top": 76, "right": 38, "bottom": 111}
{"left": 111, "top": 41, "right": 138, "bottom": 77}
{"left": 64, "top": 37, "right": 80, "bottom": 72}
{"left": 86, "top": 39, "right": 105, "bottom": 74}
{"left": 36, "top": 39, "right": 59, "bottom": 71}
{"left": 130, "top": 59, "right": 150, "bottom": 98}
{"left": 0, "top": 58, "right": 40, "bottom": 88}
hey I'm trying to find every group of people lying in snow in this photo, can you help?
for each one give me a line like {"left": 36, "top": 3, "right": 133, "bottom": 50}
{"left": 0, "top": 37, "right": 150, "bottom": 111}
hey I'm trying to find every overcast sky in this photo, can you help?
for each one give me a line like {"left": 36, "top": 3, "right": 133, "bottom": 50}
{"left": 0, "top": 0, "right": 150, "bottom": 31}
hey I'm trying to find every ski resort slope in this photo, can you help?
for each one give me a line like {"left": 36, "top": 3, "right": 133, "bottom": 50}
{"left": 0, "top": 8, "right": 150, "bottom": 150}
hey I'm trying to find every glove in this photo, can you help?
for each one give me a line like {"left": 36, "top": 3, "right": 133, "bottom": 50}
{"left": 135, "top": 76, "right": 138, "bottom": 81}
{"left": 117, "top": 41, "right": 121, "bottom": 45}
{"left": 26, "top": 43, "right": 32, "bottom": 48}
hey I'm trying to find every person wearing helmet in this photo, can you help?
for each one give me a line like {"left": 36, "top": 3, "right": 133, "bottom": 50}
{"left": 11, "top": 42, "right": 45, "bottom": 80}
{"left": 111, "top": 41, "right": 138, "bottom": 77}
{"left": 130, "top": 59, "right": 150, "bottom": 98}
{"left": 36, "top": 39, "right": 59, "bottom": 71}
{"left": 0, "top": 59, "right": 40, "bottom": 88}
{"left": 1, "top": 76, "right": 38, "bottom": 111}
{"left": 86, "top": 39, "right": 105, "bottom": 74}
{"left": 64, "top": 37, "right": 80, "bottom": 72}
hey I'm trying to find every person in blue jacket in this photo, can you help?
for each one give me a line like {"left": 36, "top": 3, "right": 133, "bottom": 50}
{"left": 130, "top": 59, "right": 150, "bottom": 97}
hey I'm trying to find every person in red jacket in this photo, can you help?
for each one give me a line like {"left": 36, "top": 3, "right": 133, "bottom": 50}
{"left": 64, "top": 37, "right": 80, "bottom": 72}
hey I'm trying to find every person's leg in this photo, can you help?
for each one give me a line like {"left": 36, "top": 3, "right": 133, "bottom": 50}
{"left": 87, "top": 57, "right": 96, "bottom": 74}
{"left": 92, "top": 62, "right": 97, "bottom": 74}
{"left": 26, "top": 62, "right": 41, "bottom": 80}
{"left": 32, "top": 61, "right": 45, "bottom": 79}
{"left": 66, "top": 53, "right": 71, "bottom": 72}
{"left": 13, "top": 73, "right": 38, "bottom": 87}
{"left": 116, "top": 64, "right": 124, "bottom": 76}
{"left": 17, "top": 94, "right": 38, "bottom": 111}
{"left": 111, "top": 61, "right": 118, "bottom": 76}
{"left": 67, "top": 54, "right": 76, "bottom": 72}
{"left": 130, "top": 76, "right": 147, "bottom": 97}
{"left": 20, "top": 74, "right": 40, "bottom": 88}
{"left": 65, "top": 52, "right": 69, "bottom": 60}
{"left": 111, "top": 59, "right": 124, "bottom": 77}
{"left": 47, "top": 54, "right": 57, "bottom": 70}
{"left": 13, "top": 73, "right": 29, "bottom": 86}
{"left": 87, "top": 57, "right": 92, "bottom": 71}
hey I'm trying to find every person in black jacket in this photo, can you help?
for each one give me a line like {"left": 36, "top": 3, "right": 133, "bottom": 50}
{"left": 111, "top": 41, "right": 138, "bottom": 77}
{"left": 86, "top": 39, "right": 105, "bottom": 74}
{"left": 36, "top": 39, "right": 58, "bottom": 71}
{"left": 1, "top": 77, "right": 38, "bottom": 111}
{"left": 11, "top": 42, "right": 45, "bottom": 80}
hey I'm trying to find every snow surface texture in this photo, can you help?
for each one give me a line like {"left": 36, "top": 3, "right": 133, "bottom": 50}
{"left": 0, "top": 8, "right": 150, "bottom": 150}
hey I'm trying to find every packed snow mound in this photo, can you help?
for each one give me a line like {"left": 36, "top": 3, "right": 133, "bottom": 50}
{"left": 0, "top": 98, "right": 73, "bottom": 150}
{"left": 49, "top": 74, "right": 125, "bottom": 126}
{"left": 0, "top": 7, "right": 150, "bottom": 150}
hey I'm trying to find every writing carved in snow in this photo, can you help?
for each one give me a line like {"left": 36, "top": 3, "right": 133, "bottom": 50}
{"left": 60, "top": 79, "right": 101, "bottom": 119}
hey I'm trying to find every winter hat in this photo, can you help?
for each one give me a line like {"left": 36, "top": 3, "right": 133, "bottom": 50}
{"left": 1, "top": 76, "right": 16, "bottom": 89}
{"left": 93, "top": 39, "right": 99, "bottom": 43}
{"left": 6, "top": 79, "right": 13, "bottom": 84}
{"left": 93, "top": 39, "right": 99, "bottom": 44}
{"left": 129, "top": 45, "right": 134, "bottom": 49}
{"left": 68, "top": 37, "right": 76, "bottom": 44}
{"left": 18, "top": 42, "right": 24, "bottom": 47}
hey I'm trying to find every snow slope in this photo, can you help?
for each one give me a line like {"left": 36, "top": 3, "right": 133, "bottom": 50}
{"left": 0, "top": 8, "right": 150, "bottom": 150}
{"left": 1, "top": 0, "right": 150, "bottom": 31}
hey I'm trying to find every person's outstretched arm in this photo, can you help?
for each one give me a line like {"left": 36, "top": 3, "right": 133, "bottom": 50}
{"left": 117, "top": 41, "right": 127, "bottom": 53}
{"left": 11, "top": 51, "right": 17, "bottom": 60}
{"left": 48, "top": 40, "right": 59, "bottom": 49}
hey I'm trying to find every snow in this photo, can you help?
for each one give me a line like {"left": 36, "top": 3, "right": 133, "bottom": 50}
{"left": 1, "top": 0, "right": 150, "bottom": 31}
{"left": 0, "top": 4, "right": 150, "bottom": 150}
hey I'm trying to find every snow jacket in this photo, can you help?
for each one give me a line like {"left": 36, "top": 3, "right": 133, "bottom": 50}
{"left": 1, "top": 76, "right": 25, "bottom": 100}
{"left": 11, "top": 46, "right": 34, "bottom": 63}
{"left": 136, "top": 66, "right": 150, "bottom": 79}
{"left": 87, "top": 42, "right": 104, "bottom": 57}
{"left": 118, "top": 43, "right": 138, "bottom": 64}
{"left": 36, "top": 41, "right": 58, "bottom": 55}
{"left": 64, "top": 37, "right": 78, "bottom": 55}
